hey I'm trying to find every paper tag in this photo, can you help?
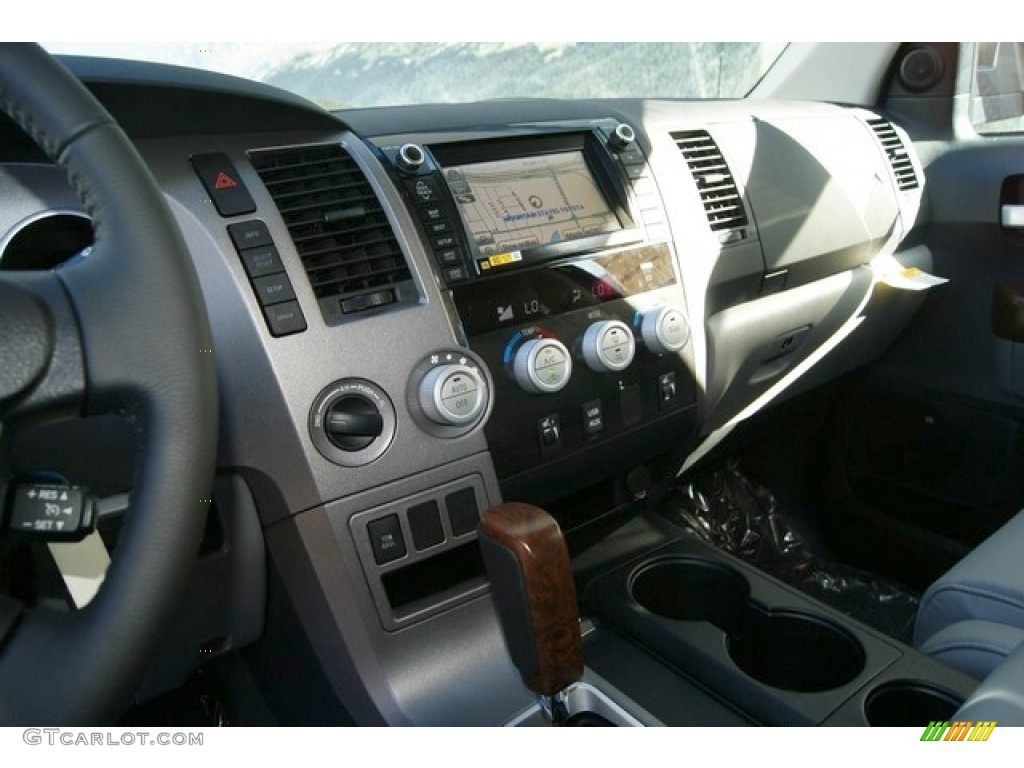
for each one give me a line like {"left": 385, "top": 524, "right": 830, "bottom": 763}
{"left": 881, "top": 266, "right": 949, "bottom": 291}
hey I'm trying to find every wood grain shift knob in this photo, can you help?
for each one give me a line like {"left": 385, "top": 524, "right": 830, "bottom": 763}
{"left": 478, "top": 502, "right": 583, "bottom": 696}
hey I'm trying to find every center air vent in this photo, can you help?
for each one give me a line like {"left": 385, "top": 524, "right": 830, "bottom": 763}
{"left": 673, "top": 130, "right": 748, "bottom": 239}
{"left": 250, "top": 143, "right": 416, "bottom": 324}
{"left": 866, "top": 119, "right": 920, "bottom": 192}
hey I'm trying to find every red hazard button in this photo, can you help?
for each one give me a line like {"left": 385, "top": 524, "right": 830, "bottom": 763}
{"left": 214, "top": 171, "right": 239, "bottom": 190}
{"left": 191, "top": 152, "right": 255, "bottom": 217}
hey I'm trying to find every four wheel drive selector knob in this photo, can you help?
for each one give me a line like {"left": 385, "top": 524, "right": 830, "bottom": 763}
{"left": 324, "top": 394, "right": 384, "bottom": 451}
{"left": 417, "top": 364, "right": 487, "bottom": 426}
{"left": 581, "top": 320, "right": 636, "bottom": 373}
{"left": 513, "top": 338, "right": 573, "bottom": 394}
{"left": 640, "top": 306, "right": 690, "bottom": 354}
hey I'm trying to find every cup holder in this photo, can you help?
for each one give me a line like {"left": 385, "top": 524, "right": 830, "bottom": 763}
{"left": 629, "top": 557, "right": 866, "bottom": 693}
{"left": 728, "top": 611, "right": 865, "bottom": 692}
{"left": 864, "top": 682, "right": 963, "bottom": 727}
{"left": 631, "top": 558, "right": 749, "bottom": 632}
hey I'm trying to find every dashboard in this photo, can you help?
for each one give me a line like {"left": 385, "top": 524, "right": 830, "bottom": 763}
{"left": 0, "top": 58, "right": 932, "bottom": 724}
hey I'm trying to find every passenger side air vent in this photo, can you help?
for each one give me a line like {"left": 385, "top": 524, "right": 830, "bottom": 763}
{"left": 673, "top": 130, "right": 748, "bottom": 238}
{"left": 250, "top": 143, "right": 416, "bottom": 324}
{"left": 866, "top": 119, "right": 920, "bottom": 191}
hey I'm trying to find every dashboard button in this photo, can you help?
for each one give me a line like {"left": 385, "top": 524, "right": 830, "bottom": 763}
{"left": 446, "top": 487, "right": 480, "bottom": 537}
{"left": 408, "top": 501, "right": 445, "bottom": 550}
{"left": 191, "top": 153, "right": 256, "bottom": 217}
{"left": 538, "top": 414, "right": 561, "bottom": 447}
{"left": 367, "top": 515, "right": 406, "bottom": 565}
{"left": 437, "top": 247, "right": 462, "bottom": 266}
{"left": 658, "top": 372, "right": 678, "bottom": 409}
{"left": 239, "top": 244, "right": 284, "bottom": 278}
{"left": 617, "top": 148, "right": 646, "bottom": 167}
{"left": 263, "top": 300, "right": 307, "bottom": 337}
{"left": 227, "top": 219, "right": 274, "bottom": 251}
{"left": 419, "top": 204, "right": 445, "bottom": 222}
{"left": 582, "top": 400, "right": 604, "bottom": 436}
{"left": 444, "top": 265, "right": 468, "bottom": 283}
{"left": 405, "top": 177, "right": 442, "bottom": 203}
{"left": 252, "top": 273, "right": 296, "bottom": 306}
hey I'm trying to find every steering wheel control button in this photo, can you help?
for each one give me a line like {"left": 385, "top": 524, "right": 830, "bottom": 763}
{"left": 640, "top": 306, "right": 690, "bottom": 354}
{"left": 8, "top": 485, "right": 91, "bottom": 541}
{"left": 263, "top": 301, "right": 307, "bottom": 337}
{"left": 239, "top": 244, "right": 284, "bottom": 279}
{"left": 408, "top": 501, "right": 445, "bottom": 551}
{"left": 582, "top": 320, "right": 636, "bottom": 372}
{"left": 227, "top": 219, "right": 274, "bottom": 251}
{"left": 446, "top": 487, "right": 480, "bottom": 537}
{"left": 252, "top": 273, "right": 296, "bottom": 306}
{"left": 367, "top": 515, "right": 407, "bottom": 565}
{"left": 513, "top": 338, "right": 573, "bottom": 393}
{"left": 191, "top": 153, "right": 256, "bottom": 217}
{"left": 418, "top": 364, "right": 486, "bottom": 426}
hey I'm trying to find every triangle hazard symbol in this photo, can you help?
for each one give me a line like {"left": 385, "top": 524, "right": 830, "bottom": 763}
{"left": 214, "top": 171, "right": 238, "bottom": 190}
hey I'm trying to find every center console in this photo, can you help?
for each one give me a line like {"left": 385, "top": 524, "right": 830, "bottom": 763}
{"left": 577, "top": 520, "right": 979, "bottom": 727}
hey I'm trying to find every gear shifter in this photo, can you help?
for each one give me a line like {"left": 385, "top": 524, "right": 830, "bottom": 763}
{"left": 478, "top": 502, "right": 584, "bottom": 724}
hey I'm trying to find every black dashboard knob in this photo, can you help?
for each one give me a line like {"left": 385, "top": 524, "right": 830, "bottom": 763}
{"left": 396, "top": 143, "right": 426, "bottom": 173}
{"left": 608, "top": 123, "right": 636, "bottom": 152}
{"left": 325, "top": 394, "right": 384, "bottom": 451}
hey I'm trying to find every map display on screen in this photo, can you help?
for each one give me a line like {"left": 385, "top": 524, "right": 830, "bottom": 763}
{"left": 444, "top": 151, "right": 621, "bottom": 257}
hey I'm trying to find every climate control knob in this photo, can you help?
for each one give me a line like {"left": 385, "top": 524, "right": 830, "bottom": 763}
{"left": 581, "top": 320, "right": 635, "bottom": 373}
{"left": 418, "top": 364, "right": 487, "bottom": 426}
{"left": 512, "top": 338, "right": 573, "bottom": 394}
{"left": 640, "top": 306, "right": 690, "bottom": 354}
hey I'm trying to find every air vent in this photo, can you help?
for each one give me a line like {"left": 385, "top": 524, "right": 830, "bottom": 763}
{"left": 250, "top": 143, "right": 416, "bottom": 323}
{"left": 673, "top": 130, "right": 748, "bottom": 236}
{"left": 867, "top": 119, "right": 920, "bottom": 191}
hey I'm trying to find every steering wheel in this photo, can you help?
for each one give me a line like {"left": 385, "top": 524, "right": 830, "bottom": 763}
{"left": 0, "top": 44, "right": 217, "bottom": 724}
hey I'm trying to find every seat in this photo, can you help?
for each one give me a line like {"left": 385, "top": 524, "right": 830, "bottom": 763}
{"left": 954, "top": 637, "right": 1024, "bottom": 726}
{"left": 915, "top": 510, "right": 1024, "bottom": 678}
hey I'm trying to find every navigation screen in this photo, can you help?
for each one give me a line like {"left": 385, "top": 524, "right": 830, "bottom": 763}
{"left": 444, "top": 151, "right": 621, "bottom": 259}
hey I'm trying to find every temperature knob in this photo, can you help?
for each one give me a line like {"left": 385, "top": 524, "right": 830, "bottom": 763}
{"left": 581, "top": 320, "right": 635, "bottom": 372}
{"left": 640, "top": 307, "right": 690, "bottom": 354}
{"left": 418, "top": 364, "right": 487, "bottom": 426}
{"left": 513, "top": 338, "right": 572, "bottom": 394}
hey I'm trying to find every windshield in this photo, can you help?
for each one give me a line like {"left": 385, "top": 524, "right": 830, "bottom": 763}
{"left": 44, "top": 42, "right": 788, "bottom": 110}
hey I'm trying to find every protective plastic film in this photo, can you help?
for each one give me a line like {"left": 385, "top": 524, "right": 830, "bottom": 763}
{"left": 663, "top": 461, "right": 919, "bottom": 642}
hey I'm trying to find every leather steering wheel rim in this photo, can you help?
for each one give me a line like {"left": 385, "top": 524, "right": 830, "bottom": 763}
{"left": 0, "top": 44, "right": 217, "bottom": 724}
